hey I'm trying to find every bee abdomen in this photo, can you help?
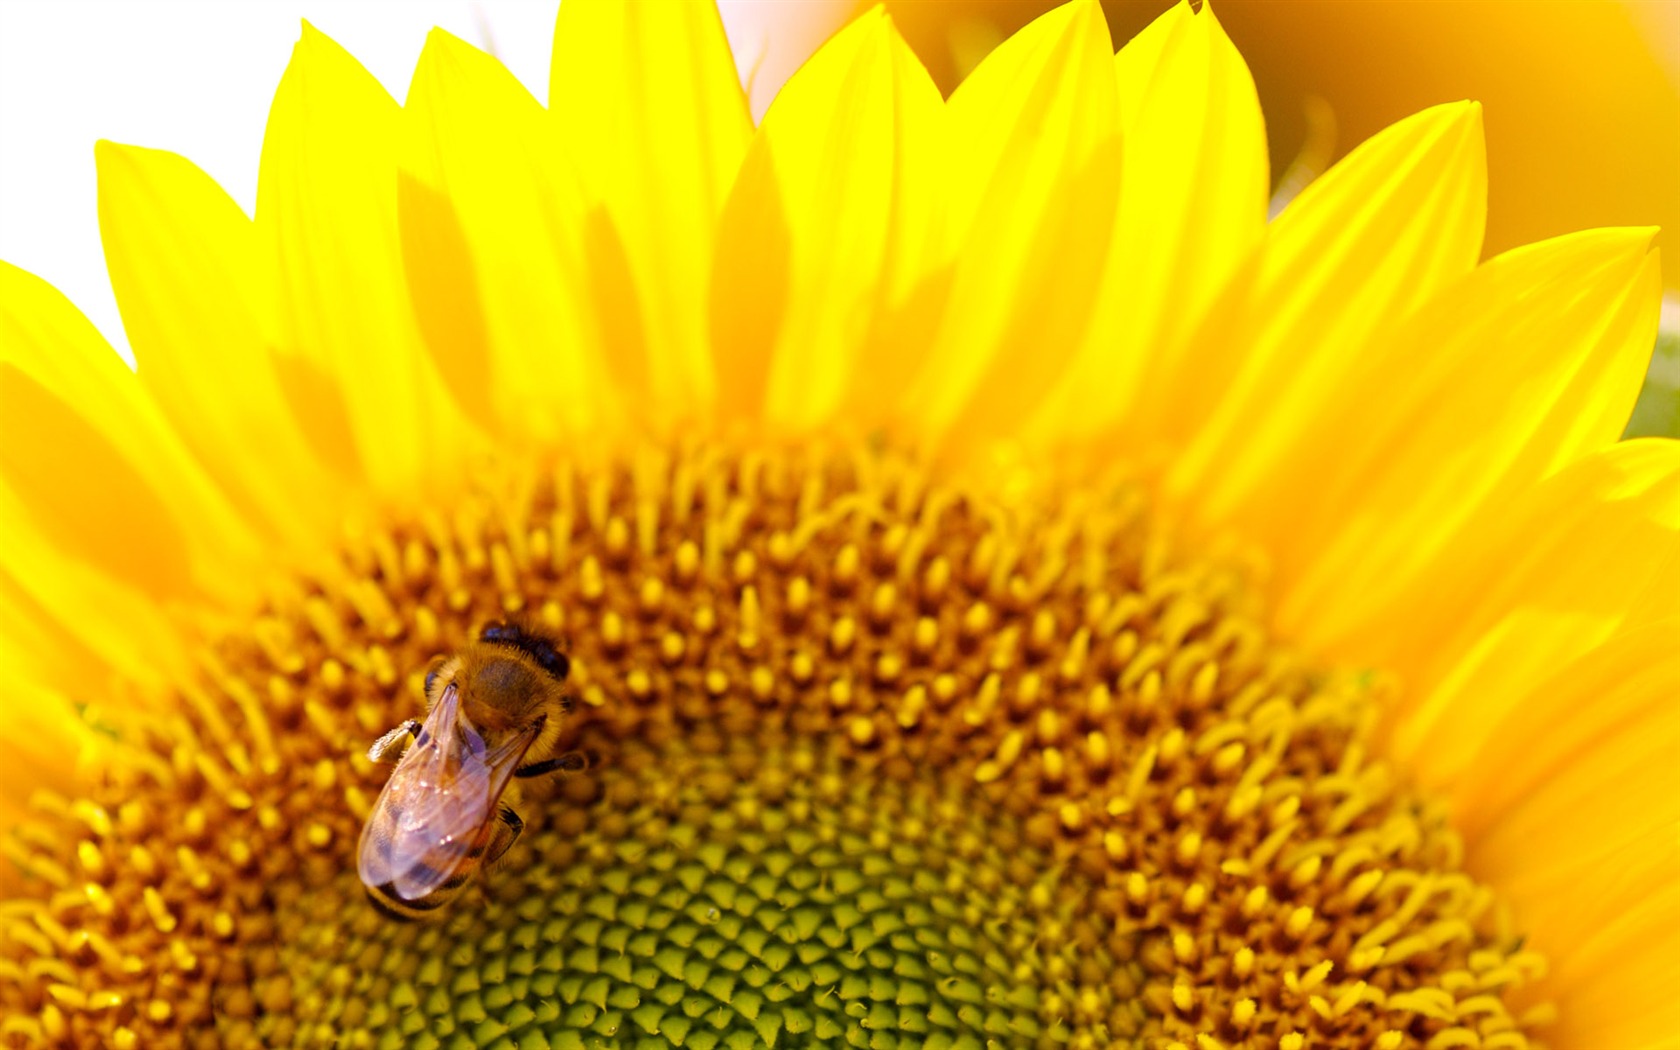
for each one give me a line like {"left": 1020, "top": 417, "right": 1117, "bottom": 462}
{"left": 364, "top": 886, "right": 431, "bottom": 922}
{"left": 364, "top": 869, "right": 472, "bottom": 921}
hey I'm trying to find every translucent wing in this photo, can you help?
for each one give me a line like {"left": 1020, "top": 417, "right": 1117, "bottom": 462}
{"left": 356, "top": 683, "right": 541, "bottom": 901}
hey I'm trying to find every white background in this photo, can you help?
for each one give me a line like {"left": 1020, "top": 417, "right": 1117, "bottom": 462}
{"left": 0, "top": 0, "right": 849, "bottom": 366}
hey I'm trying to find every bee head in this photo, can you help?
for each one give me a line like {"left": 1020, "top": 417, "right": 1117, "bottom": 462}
{"left": 478, "top": 621, "right": 570, "bottom": 683}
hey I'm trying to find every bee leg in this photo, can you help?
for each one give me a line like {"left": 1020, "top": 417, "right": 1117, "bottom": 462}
{"left": 484, "top": 806, "right": 525, "bottom": 867}
{"left": 514, "top": 751, "right": 589, "bottom": 779}
{"left": 367, "top": 719, "right": 424, "bottom": 763}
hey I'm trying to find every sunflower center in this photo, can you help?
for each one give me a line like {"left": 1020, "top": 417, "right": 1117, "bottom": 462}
{"left": 2, "top": 448, "right": 1548, "bottom": 1049}
{"left": 277, "top": 736, "right": 1082, "bottom": 1050}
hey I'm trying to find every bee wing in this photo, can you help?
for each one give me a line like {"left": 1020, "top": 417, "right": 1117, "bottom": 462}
{"left": 357, "top": 683, "right": 487, "bottom": 900}
{"left": 357, "top": 683, "right": 544, "bottom": 902}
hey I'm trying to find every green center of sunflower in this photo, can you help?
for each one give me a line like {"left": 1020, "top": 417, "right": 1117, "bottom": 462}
{"left": 2, "top": 449, "right": 1550, "bottom": 1050}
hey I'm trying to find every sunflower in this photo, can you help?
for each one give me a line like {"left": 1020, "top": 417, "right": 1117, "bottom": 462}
{"left": 1, "top": 2, "right": 1676, "bottom": 1048}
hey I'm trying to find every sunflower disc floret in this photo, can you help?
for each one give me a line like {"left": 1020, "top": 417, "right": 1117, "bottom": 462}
{"left": 2, "top": 452, "right": 1548, "bottom": 1049}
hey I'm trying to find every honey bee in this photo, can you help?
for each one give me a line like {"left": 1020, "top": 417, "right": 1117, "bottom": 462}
{"left": 358, "top": 620, "right": 582, "bottom": 919}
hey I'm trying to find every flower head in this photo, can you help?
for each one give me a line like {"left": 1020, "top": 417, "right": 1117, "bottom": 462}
{"left": 1, "top": 2, "right": 1676, "bottom": 1048}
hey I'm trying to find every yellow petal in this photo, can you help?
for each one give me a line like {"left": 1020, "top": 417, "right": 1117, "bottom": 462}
{"left": 1164, "top": 101, "right": 1488, "bottom": 517}
{"left": 1455, "top": 627, "right": 1680, "bottom": 1049}
{"left": 0, "top": 676, "right": 102, "bottom": 861}
{"left": 1276, "top": 229, "right": 1663, "bottom": 647}
{"left": 1454, "top": 626, "right": 1680, "bottom": 842}
{"left": 1029, "top": 1, "right": 1268, "bottom": 448}
{"left": 0, "top": 483, "right": 189, "bottom": 698}
{"left": 710, "top": 8, "right": 942, "bottom": 431}
{"left": 551, "top": 0, "right": 751, "bottom": 424}
{"left": 0, "top": 264, "right": 252, "bottom": 685}
{"left": 1369, "top": 439, "right": 1680, "bottom": 786}
{"left": 900, "top": 0, "right": 1122, "bottom": 455}
{"left": 96, "top": 141, "right": 337, "bottom": 546}
{"left": 0, "top": 570, "right": 105, "bottom": 700}
{"left": 257, "top": 22, "right": 467, "bottom": 496}
{"left": 0, "top": 261, "right": 258, "bottom": 596}
{"left": 400, "top": 29, "right": 619, "bottom": 444}
{"left": 1548, "top": 878, "right": 1680, "bottom": 1050}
